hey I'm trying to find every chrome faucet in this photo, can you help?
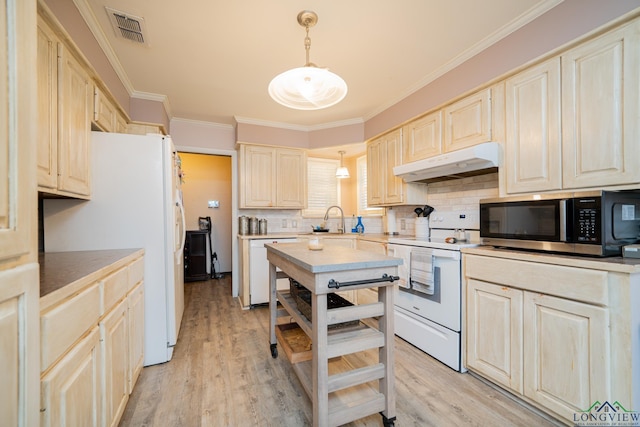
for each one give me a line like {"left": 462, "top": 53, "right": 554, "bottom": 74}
{"left": 323, "top": 205, "right": 345, "bottom": 234}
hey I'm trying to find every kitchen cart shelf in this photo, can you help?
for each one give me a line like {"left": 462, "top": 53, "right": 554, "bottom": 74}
{"left": 266, "top": 243, "right": 401, "bottom": 427}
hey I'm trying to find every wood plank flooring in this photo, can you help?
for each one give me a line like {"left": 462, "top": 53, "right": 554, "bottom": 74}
{"left": 119, "top": 277, "right": 562, "bottom": 427}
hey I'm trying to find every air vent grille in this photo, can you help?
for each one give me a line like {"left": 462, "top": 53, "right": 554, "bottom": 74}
{"left": 106, "top": 7, "right": 148, "bottom": 45}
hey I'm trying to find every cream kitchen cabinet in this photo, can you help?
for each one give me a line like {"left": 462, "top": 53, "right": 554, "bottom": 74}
{"left": 402, "top": 110, "right": 443, "bottom": 163}
{"left": 463, "top": 250, "right": 637, "bottom": 425}
{"left": 1, "top": 0, "right": 40, "bottom": 425}
{"left": 40, "top": 326, "right": 102, "bottom": 427}
{"left": 126, "top": 121, "right": 166, "bottom": 136}
{"left": 443, "top": 88, "right": 493, "bottom": 152}
{"left": 93, "top": 85, "right": 119, "bottom": 133}
{"left": 504, "top": 57, "right": 562, "bottom": 194}
{"left": 37, "top": 14, "right": 92, "bottom": 199}
{"left": 238, "top": 143, "right": 307, "bottom": 209}
{"left": 561, "top": 18, "right": 640, "bottom": 189}
{"left": 40, "top": 251, "right": 144, "bottom": 427}
{"left": 367, "top": 129, "right": 427, "bottom": 206}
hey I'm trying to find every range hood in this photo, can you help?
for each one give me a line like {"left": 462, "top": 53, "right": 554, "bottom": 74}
{"left": 393, "top": 142, "right": 500, "bottom": 183}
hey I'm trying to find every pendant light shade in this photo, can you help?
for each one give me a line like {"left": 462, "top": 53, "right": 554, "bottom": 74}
{"left": 336, "top": 150, "right": 350, "bottom": 179}
{"left": 269, "top": 11, "right": 347, "bottom": 110}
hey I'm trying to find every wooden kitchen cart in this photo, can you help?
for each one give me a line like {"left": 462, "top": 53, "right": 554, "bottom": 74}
{"left": 266, "top": 242, "right": 402, "bottom": 427}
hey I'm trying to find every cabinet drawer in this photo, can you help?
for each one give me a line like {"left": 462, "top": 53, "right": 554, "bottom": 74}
{"left": 464, "top": 255, "right": 608, "bottom": 305}
{"left": 102, "top": 267, "right": 128, "bottom": 314}
{"left": 41, "top": 282, "right": 101, "bottom": 372}
{"left": 128, "top": 256, "right": 144, "bottom": 289}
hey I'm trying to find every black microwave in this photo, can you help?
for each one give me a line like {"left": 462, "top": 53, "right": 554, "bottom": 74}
{"left": 480, "top": 190, "right": 640, "bottom": 256}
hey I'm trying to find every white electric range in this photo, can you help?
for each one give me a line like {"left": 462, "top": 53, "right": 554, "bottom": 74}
{"left": 388, "top": 211, "right": 481, "bottom": 372}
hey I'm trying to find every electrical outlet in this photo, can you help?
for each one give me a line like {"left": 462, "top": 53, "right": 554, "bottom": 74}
{"left": 282, "top": 219, "right": 287, "bottom": 228}
{"left": 400, "top": 219, "right": 406, "bottom": 230}
{"left": 208, "top": 200, "right": 220, "bottom": 208}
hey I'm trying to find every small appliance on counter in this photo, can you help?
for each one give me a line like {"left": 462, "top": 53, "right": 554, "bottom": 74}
{"left": 480, "top": 190, "right": 640, "bottom": 256}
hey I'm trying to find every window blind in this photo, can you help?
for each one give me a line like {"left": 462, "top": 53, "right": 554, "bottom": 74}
{"left": 303, "top": 158, "right": 340, "bottom": 217}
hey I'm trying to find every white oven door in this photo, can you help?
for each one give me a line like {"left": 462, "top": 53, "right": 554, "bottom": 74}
{"left": 394, "top": 247, "right": 461, "bottom": 332}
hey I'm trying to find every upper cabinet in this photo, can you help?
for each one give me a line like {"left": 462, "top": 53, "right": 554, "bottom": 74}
{"left": 443, "top": 88, "right": 492, "bottom": 152}
{"left": 561, "top": 19, "right": 640, "bottom": 189}
{"left": 37, "top": 15, "right": 91, "bottom": 199}
{"left": 367, "top": 129, "right": 427, "bottom": 206}
{"left": 504, "top": 18, "right": 640, "bottom": 194}
{"left": 92, "top": 84, "right": 127, "bottom": 134}
{"left": 238, "top": 143, "right": 307, "bottom": 209}
{"left": 505, "top": 58, "right": 562, "bottom": 194}
{"left": 402, "top": 110, "right": 442, "bottom": 163}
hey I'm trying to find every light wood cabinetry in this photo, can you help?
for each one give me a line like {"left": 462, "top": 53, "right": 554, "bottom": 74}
{"left": 0, "top": 0, "right": 40, "bottom": 425}
{"left": 443, "top": 88, "right": 492, "bottom": 152}
{"left": 41, "top": 327, "right": 102, "bottom": 427}
{"left": 40, "top": 252, "right": 144, "bottom": 427}
{"left": 37, "top": 15, "right": 91, "bottom": 199}
{"left": 355, "top": 239, "right": 387, "bottom": 305}
{"left": 367, "top": 129, "right": 427, "bottom": 206}
{"left": 505, "top": 58, "right": 562, "bottom": 193}
{"left": 463, "top": 251, "right": 635, "bottom": 424}
{"left": 238, "top": 143, "right": 307, "bottom": 209}
{"left": 126, "top": 121, "right": 166, "bottom": 136}
{"left": 504, "top": 18, "right": 640, "bottom": 194}
{"left": 561, "top": 19, "right": 640, "bottom": 189}
{"left": 402, "top": 110, "right": 442, "bottom": 163}
{"left": 93, "top": 85, "right": 118, "bottom": 133}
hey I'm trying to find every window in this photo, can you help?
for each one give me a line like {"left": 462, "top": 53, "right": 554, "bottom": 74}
{"left": 303, "top": 158, "right": 340, "bottom": 217}
{"left": 357, "top": 155, "right": 384, "bottom": 216}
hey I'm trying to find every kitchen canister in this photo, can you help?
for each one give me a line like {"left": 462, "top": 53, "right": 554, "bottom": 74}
{"left": 249, "top": 216, "right": 259, "bottom": 235}
{"left": 238, "top": 215, "right": 249, "bottom": 235}
{"left": 259, "top": 218, "right": 268, "bottom": 235}
{"left": 415, "top": 217, "right": 430, "bottom": 239}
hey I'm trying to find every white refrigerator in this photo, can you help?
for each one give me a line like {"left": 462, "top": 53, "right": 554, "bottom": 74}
{"left": 43, "top": 131, "right": 186, "bottom": 366}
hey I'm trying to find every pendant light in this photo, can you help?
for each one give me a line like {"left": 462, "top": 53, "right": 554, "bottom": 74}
{"left": 268, "top": 10, "right": 347, "bottom": 110}
{"left": 336, "top": 150, "right": 350, "bottom": 179}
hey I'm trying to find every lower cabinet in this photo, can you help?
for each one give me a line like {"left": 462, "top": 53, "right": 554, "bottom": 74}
{"left": 464, "top": 252, "right": 621, "bottom": 424}
{"left": 40, "top": 253, "right": 144, "bottom": 427}
{"left": 41, "top": 327, "right": 102, "bottom": 427}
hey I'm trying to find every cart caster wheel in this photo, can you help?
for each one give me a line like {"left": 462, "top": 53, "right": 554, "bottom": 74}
{"left": 381, "top": 414, "right": 396, "bottom": 427}
{"left": 270, "top": 343, "right": 278, "bottom": 358}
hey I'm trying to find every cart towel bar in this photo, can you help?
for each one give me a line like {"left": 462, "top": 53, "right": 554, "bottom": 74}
{"left": 328, "top": 274, "right": 400, "bottom": 289}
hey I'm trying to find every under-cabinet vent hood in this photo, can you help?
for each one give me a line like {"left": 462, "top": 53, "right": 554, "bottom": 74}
{"left": 393, "top": 142, "right": 500, "bottom": 183}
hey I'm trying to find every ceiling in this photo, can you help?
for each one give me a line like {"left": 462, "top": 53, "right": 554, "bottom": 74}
{"left": 79, "top": 0, "right": 558, "bottom": 132}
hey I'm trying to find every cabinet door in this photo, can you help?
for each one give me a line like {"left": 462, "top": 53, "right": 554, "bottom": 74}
{"left": 523, "top": 292, "right": 610, "bottom": 421}
{"left": 466, "top": 279, "right": 523, "bottom": 393}
{"left": 384, "top": 129, "right": 404, "bottom": 204}
{"left": 127, "top": 282, "right": 144, "bottom": 393}
{"left": 101, "top": 299, "right": 129, "bottom": 427}
{"left": 443, "top": 88, "right": 491, "bottom": 152}
{"left": 276, "top": 148, "right": 306, "bottom": 208}
{"left": 37, "top": 16, "right": 58, "bottom": 190}
{"left": 366, "top": 138, "right": 385, "bottom": 206}
{"left": 241, "top": 145, "right": 275, "bottom": 208}
{"left": 562, "top": 20, "right": 640, "bottom": 189}
{"left": 0, "top": 265, "right": 39, "bottom": 427}
{"left": 403, "top": 110, "right": 442, "bottom": 162}
{"left": 41, "top": 327, "right": 102, "bottom": 427}
{"left": 93, "top": 85, "right": 116, "bottom": 132}
{"left": 505, "top": 58, "right": 562, "bottom": 193}
{"left": 58, "top": 45, "right": 91, "bottom": 197}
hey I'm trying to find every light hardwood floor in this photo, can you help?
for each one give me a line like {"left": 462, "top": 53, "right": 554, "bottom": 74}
{"left": 119, "top": 277, "right": 562, "bottom": 427}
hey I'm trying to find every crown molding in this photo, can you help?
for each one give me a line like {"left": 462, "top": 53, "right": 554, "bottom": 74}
{"left": 234, "top": 116, "right": 364, "bottom": 132}
{"left": 171, "top": 117, "right": 235, "bottom": 131}
{"left": 363, "top": 0, "right": 564, "bottom": 121}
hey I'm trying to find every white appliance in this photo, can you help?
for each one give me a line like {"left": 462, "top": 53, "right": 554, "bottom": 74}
{"left": 388, "top": 211, "right": 480, "bottom": 372}
{"left": 393, "top": 142, "right": 500, "bottom": 183}
{"left": 43, "top": 132, "right": 186, "bottom": 366}
{"left": 249, "top": 238, "right": 296, "bottom": 305}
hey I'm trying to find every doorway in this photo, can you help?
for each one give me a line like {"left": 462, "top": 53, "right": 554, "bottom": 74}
{"left": 179, "top": 153, "right": 233, "bottom": 274}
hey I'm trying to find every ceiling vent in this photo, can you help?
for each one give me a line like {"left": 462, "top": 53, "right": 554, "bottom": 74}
{"left": 106, "top": 7, "right": 149, "bottom": 45}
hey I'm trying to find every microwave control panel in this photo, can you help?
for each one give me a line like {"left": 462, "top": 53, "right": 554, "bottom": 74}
{"left": 573, "top": 197, "right": 601, "bottom": 243}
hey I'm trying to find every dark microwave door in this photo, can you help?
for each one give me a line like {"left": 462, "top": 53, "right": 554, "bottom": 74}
{"left": 607, "top": 198, "right": 640, "bottom": 243}
{"left": 480, "top": 200, "right": 563, "bottom": 241}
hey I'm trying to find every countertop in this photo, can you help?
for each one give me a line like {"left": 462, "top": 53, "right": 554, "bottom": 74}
{"left": 40, "top": 248, "right": 144, "bottom": 309}
{"left": 238, "top": 232, "right": 396, "bottom": 243}
{"left": 265, "top": 242, "right": 402, "bottom": 274}
{"left": 462, "top": 246, "right": 640, "bottom": 274}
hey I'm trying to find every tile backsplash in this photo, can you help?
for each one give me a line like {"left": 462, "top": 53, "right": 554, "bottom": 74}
{"left": 239, "top": 172, "right": 499, "bottom": 236}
